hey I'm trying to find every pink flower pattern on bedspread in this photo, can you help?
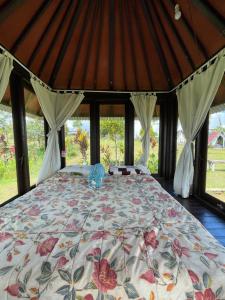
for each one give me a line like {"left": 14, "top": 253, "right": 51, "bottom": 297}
{"left": 0, "top": 173, "right": 225, "bottom": 299}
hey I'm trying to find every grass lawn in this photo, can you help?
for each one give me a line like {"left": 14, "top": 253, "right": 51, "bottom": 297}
{"left": 177, "top": 144, "right": 225, "bottom": 202}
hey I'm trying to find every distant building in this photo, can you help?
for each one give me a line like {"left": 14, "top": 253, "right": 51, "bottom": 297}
{"left": 208, "top": 131, "right": 225, "bottom": 148}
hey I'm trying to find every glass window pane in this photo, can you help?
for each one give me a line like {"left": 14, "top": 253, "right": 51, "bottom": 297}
{"left": 134, "top": 105, "right": 160, "bottom": 173}
{"left": 100, "top": 104, "right": 125, "bottom": 169}
{"left": 0, "top": 86, "right": 18, "bottom": 203}
{"left": 206, "top": 105, "right": 225, "bottom": 202}
{"left": 24, "top": 87, "right": 45, "bottom": 186}
{"left": 65, "top": 104, "right": 90, "bottom": 165}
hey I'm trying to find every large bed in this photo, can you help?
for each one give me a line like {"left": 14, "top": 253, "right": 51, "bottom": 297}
{"left": 0, "top": 171, "right": 225, "bottom": 299}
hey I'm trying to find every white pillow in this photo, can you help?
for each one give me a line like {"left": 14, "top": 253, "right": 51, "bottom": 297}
{"left": 59, "top": 165, "right": 91, "bottom": 176}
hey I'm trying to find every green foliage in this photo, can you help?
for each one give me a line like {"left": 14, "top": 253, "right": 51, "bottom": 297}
{"left": 100, "top": 118, "right": 124, "bottom": 165}
{"left": 74, "top": 128, "right": 89, "bottom": 164}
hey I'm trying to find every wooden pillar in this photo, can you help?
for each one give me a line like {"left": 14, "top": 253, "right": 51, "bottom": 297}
{"left": 43, "top": 117, "right": 49, "bottom": 149}
{"left": 158, "top": 93, "right": 178, "bottom": 179}
{"left": 193, "top": 114, "right": 209, "bottom": 196}
{"left": 10, "top": 71, "right": 30, "bottom": 195}
{"left": 58, "top": 126, "right": 66, "bottom": 168}
{"left": 90, "top": 102, "right": 100, "bottom": 164}
{"left": 125, "top": 101, "right": 134, "bottom": 165}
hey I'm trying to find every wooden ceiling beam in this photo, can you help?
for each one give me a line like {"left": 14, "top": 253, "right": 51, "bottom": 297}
{"left": 158, "top": 0, "right": 195, "bottom": 70}
{"left": 27, "top": 1, "right": 64, "bottom": 68}
{"left": 67, "top": 1, "right": 93, "bottom": 89}
{"left": 125, "top": 0, "right": 139, "bottom": 90}
{"left": 109, "top": 0, "right": 115, "bottom": 90}
{"left": 118, "top": 0, "right": 127, "bottom": 90}
{"left": 37, "top": 0, "right": 73, "bottom": 77}
{"left": 81, "top": 1, "right": 99, "bottom": 89}
{"left": 131, "top": 0, "right": 153, "bottom": 90}
{"left": 169, "top": 0, "right": 208, "bottom": 59}
{"left": 11, "top": 0, "right": 51, "bottom": 53}
{"left": 192, "top": 0, "right": 225, "bottom": 35}
{"left": 142, "top": 0, "right": 173, "bottom": 89}
{"left": 0, "top": 0, "right": 23, "bottom": 23}
{"left": 93, "top": 0, "right": 103, "bottom": 90}
{"left": 150, "top": 0, "right": 183, "bottom": 81}
{"left": 49, "top": 0, "right": 83, "bottom": 87}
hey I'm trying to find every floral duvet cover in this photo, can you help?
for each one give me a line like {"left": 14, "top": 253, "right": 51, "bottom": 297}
{"left": 0, "top": 173, "right": 225, "bottom": 300}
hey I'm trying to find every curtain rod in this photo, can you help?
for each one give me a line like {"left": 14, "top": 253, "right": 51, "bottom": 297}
{"left": 1, "top": 44, "right": 224, "bottom": 95}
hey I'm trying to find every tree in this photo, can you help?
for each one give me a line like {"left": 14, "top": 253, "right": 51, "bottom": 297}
{"left": 100, "top": 118, "right": 124, "bottom": 164}
{"left": 74, "top": 128, "right": 89, "bottom": 164}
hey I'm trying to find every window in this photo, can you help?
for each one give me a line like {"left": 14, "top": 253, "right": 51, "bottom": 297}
{"left": 206, "top": 104, "right": 225, "bottom": 203}
{"left": 65, "top": 104, "right": 90, "bottom": 165}
{"left": 100, "top": 104, "right": 125, "bottom": 169}
{"left": 0, "top": 86, "right": 18, "bottom": 203}
{"left": 24, "top": 87, "right": 45, "bottom": 186}
{"left": 134, "top": 105, "right": 160, "bottom": 173}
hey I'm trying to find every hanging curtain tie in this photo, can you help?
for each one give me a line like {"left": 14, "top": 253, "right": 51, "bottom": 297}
{"left": 47, "top": 127, "right": 60, "bottom": 138}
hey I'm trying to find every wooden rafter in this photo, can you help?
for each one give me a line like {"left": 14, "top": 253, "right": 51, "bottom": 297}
{"left": 67, "top": 0, "right": 93, "bottom": 89}
{"left": 49, "top": 0, "right": 83, "bottom": 87}
{"left": 37, "top": 0, "right": 73, "bottom": 77}
{"left": 27, "top": 1, "right": 64, "bottom": 68}
{"left": 11, "top": 0, "right": 51, "bottom": 53}
{"left": 158, "top": 0, "right": 195, "bottom": 70}
{"left": 150, "top": 0, "right": 184, "bottom": 81}
{"left": 142, "top": 0, "right": 173, "bottom": 89}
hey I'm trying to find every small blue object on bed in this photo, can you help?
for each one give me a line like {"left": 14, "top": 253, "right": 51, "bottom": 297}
{"left": 88, "top": 163, "right": 105, "bottom": 188}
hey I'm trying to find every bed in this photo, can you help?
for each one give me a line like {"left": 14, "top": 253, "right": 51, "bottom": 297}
{"left": 0, "top": 171, "right": 225, "bottom": 299}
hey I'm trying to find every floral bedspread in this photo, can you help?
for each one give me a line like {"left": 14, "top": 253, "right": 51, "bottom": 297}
{"left": 0, "top": 173, "right": 225, "bottom": 300}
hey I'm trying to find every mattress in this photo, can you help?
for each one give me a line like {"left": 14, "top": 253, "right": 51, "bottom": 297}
{"left": 0, "top": 172, "right": 225, "bottom": 299}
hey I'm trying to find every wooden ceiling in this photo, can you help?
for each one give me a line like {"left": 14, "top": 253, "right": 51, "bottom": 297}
{"left": 0, "top": 0, "right": 224, "bottom": 92}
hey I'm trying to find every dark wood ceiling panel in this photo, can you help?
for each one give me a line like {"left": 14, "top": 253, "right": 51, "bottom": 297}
{"left": 39, "top": 1, "right": 76, "bottom": 84}
{"left": 96, "top": 0, "right": 110, "bottom": 90}
{"left": 0, "top": 0, "right": 224, "bottom": 92}
{"left": 15, "top": 1, "right": 59, "bottom": 65}
{"left": 0, "top": 1, "right": 42, "bottom": 49}
{"left": 29, "top": 1, "right": 70, "bottom": 74}
{"left": 183, "top": 0, "right": 225, "bottom": 57}
{"left": 68, "top": 1, "right": 95, "bottom": 90}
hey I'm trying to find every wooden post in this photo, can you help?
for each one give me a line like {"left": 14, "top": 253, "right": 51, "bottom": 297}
{"left": 10, "top": 71, "right": 30, "bottom": 195}
{"left": 125, "top": 101, "right": 134, "bottom": 165}
{"left": 193, "top": 114, "right": 209, "bottom": 196}
{"left": 58, "top": 126, "right": 66, "bottom": 168}
{"left": 43, "top": 117, "right": 49, "bottom": 149}
{"left": 90, "top": 102, "right": 100, "bottom": 164}
{"left": 158, "top": 93, "right": 178, "bottom": 179}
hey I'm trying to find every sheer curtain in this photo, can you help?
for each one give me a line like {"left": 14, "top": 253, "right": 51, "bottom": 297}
{"left": 174, "top": 51, "right": 225, "bottom": 198}
{"left": 130, "top": 93, "right": 157, "bottom": 166}
{"left": 0, "top": 53, "right": 13, "bottom": 102}
{"left": 31, "top": 79, "right": 84, "bottom": 183}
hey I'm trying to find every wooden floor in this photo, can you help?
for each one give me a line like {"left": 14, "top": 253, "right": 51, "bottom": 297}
{"left": 156, "top": 177, "right": 225, "bottom": 247}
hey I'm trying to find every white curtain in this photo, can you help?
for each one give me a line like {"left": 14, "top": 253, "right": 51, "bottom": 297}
{"left": 130, "top": 93, "right": 157, "bottom": 166}
{"left": 0, "top": 53, "right": 13, "bottom": 102}
{"left": 31, "top": 79, "right": 84, "bottom": 183}
{"left": 174, "top": 51, "right": 225, "bottom": 198}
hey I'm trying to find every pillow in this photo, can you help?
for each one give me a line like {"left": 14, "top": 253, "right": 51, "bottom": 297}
{"left": 59, "top": 165, "right": 91, "bottom": 176}
{"left": 108, "top": 165, "right": 150, "bottom": 175}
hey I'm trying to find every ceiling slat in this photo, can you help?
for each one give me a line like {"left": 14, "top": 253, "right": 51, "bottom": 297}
{"left": 27, "top": 1, "right": 64, "bottom": 68}
{"left": 11, "top": 0, "right": 52, "bottom": 53}
{"left": 150, "top": 0, "right": 184, "bottom": 81}
{"left": 49, "top": 0, "right": 83, "bottom": 87}
{"left": 37, "top": 0, "right": 74, "bottom": 77}
{"left": 67, "top": 1, "right": 93, "bottom": 89}
{"left": 142, "top": 0, "right": 173, "bottom": 89}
